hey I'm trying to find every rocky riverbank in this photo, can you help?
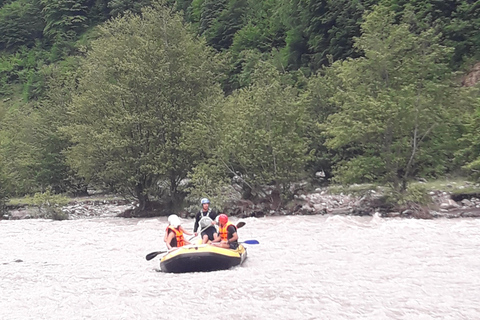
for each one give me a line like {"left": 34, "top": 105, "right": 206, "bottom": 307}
{"left": 4, "top": 185, "right": 480, "bottom": 220}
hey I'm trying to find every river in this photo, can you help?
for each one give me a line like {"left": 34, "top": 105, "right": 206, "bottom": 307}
{"left": 1, "top": 215, "right": 479, "bottom": 319}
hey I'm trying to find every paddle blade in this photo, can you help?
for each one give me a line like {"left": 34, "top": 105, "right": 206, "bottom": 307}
{"left": 145, "top": 250, "right": 166, "bottom": 261}
{"left": 236, "top": 221, "right": 246, "bottom": 229}
{"left": 242, "top": 240, "right": 259, "bottom": 244}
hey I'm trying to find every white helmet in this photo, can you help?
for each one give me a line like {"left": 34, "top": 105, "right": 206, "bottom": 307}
{"left": 167, "top": 214, "right": 181, "bottom": 228}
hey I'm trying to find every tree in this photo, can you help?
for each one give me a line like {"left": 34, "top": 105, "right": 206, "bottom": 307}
{"left": 0, "top": 0, "right": 44, "bottom": 51}
{"left": 190, "top": 61, "right": 310, "bottom": 203}
{"left": 322, "top": 5, "right": 464, "bottom": 191}
{"left": 277, "top": 0, "right": 376, "bottom": 73}
{"left": 385, "top": 0, "right": 480, "bottom": 67}
{"left": 454, "top": 89, "right": 480, "bottom": 178}
{"left": 0, "top": 102, "right": 44, "bottom": 194}
{"left": 0, "top": 57, "right": 84, "bottom": 196}
{"left": 63, "top": 1, "right": 224, "bottom": 211}
{"left": 107, "top": 0, "right": 152, "bottom": 18}
{"left": 40, "top": 0, "right": 89, "bottom": 41}
{"left": 203, "top": 0, "right": 248, "bottom": 50}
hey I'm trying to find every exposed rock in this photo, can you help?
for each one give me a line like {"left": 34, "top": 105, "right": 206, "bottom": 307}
{"left": 4, "top": 184, "right": 480, "bottom": 220}
{"left": 224, "top": 186, "right": 480, "bottom": 219}
{"left": 462, "top": 62, "right": 480, "bottom": 87}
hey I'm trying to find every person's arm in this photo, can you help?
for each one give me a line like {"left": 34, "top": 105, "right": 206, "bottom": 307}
{"left": 227, "top": 225, "right": 238, "bottom": 243}
{"left": 165, "top": 231, "right": 175, "bottom": 250}
{"left": 179, "top": 225, "right": 192, "bottom": 236}
{"left": 193, "top": 212, "right": 200, "bottom": 234}
{"left": 229, "top": 232, "right": 238, "bottom": 243}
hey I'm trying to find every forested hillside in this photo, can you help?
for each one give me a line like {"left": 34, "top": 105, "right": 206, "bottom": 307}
{"left": 0, "top": 0, "right": 479, "bottom": 213}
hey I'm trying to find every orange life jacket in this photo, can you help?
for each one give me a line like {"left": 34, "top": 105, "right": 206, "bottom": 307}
{"left": 166, "top": 226, "right": 186, "bottom": 247}
{"left": 218, "top": 222, "right": 236, "bottom": 241}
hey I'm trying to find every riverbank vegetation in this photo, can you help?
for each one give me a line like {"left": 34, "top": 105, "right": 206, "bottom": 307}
{"left": 0, "top": 0, "right": 479, "bottom": 216}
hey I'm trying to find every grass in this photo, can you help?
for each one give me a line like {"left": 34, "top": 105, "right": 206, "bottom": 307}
{"left": 326, "top": 183, "right": 379, "bottom": 196}
{"left": 326, "top": 177, "right": 480, "bottom": 195}
{"left": 410, "top": 178, "right": 480, "bottom": 193}
{"left": 6, "top": 193, "right": 123, "bottom": 207}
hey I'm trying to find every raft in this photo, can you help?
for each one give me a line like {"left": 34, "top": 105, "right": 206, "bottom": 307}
{"left": 159, "top": 243, "right": 247, "bottom": 273}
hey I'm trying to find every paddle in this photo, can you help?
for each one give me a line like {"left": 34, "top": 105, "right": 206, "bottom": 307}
{"left": 240, "top": 240, "right": 259, "bottom": 244}
{"left": 236, "top": 220, "right": 246, "bottom": 228}
{"left": 188, "top": 220, "right": 246, "bottom": 241}
{"left": 145, "top": 250, "right": 169, "bottom": 261}
{"left": 146, "top": 220, "right": 248, "bottom": 261}
{"left": 146, "top": 239, "right": 258, "bottom": 260}
{"left": 145, "top": 224, "right": 215, "bottom": 261}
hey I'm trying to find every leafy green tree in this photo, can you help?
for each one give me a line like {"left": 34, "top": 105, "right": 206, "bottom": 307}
{"left": 40, "top": 0, "right": 89, "bottom": 41}
{"left": 444, "top": 1, "right": 480, "bottom": 65}
{"left": 0, "top": 0, "right": 44, "bottom": 51}
{"left": 83, "top": 0, "right": 110, "bottom": 23}
{"left": 203, "top": 0, "right": 248, "bottom": 50}
{"left": 277, "top": 0, "right": 376, "bottom": 72}
{"left": 35, "top": 57, "right": 88, "bottom": 194}
{"left": 197, "top": 0, "right": 226, "bottom": 35}
{"left": 385, "top": 0, "right": 480, "bottom": 67}
{"left": 0, "top": 56, "right": 87, "bottom": 196}
{"left": 0, "top": 103, "right": 10, "bottom": 208}
{"left": 191, "top": 62, "right": 310, "bottom": 202}
{"left": 107, "top": 0, "right": 152, "bottom": 17}
{"left": 64, "top": 1, "right": 224, "bottom": 211}
{"left": 303, "top": 66, "right": 341, "bottom": 181}
{"left": 0, "top": 102, "right": 44, "bottom": 194}
{"left": 322, "top": 5, "right": 465, "bottom": 191}
{"left": 454, "top": 90, "right": 480, "bottom": 178}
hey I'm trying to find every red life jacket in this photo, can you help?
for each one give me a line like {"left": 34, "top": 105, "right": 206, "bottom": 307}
{"left": 166, "top": 226, "right": 186, "bottom": 247}
{"left": 218, "top": 222, "right": 236, "bottom": 241}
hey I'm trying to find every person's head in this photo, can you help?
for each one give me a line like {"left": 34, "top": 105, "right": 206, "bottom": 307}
{"left": 218, "top": 214, "right": 228, "bottom": 227}
{"left": 201, "top": 198, "right": 210, "bottom": 211}
{"left": 167, "top": 214, "right": 181, "bottom": 228}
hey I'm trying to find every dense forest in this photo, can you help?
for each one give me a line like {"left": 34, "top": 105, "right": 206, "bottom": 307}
{"left": 0, "top": 0, "right": 479, "bottom": 213}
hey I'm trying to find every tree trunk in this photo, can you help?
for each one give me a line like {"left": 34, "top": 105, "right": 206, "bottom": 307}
{"left": 135, "top": 183, "right": 149, "bottom": 211}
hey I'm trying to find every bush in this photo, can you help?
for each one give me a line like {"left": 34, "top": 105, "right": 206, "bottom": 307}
{"left": 28, "top": 189, "right": 70, "bottom": 220}
{"left": 384, "top": 183, "right": 431, "bottom": 207}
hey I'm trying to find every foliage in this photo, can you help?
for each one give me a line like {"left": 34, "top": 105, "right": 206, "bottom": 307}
{"left": 40, "top": 0, "right": 89, "bottom": 41}
{"left": 0, "top": 0, "right": 479, "bottom": 210}
{"left": 455, "top": 89, "right": 480, "bottom": 178}
{"left": 184, "top": 160, "right": 232, "bottom": 211}
{"left": 28, "top": 188, "right": 70, "bottom": 206}
{"left": 107, "top": 0, "right": 152, "bottom": 18}
{"left": 203, "top": 0, "right": 248, "bottom": 50}
{"left": 276, "top": 0, "right": 376, "bottom": 72}
{"left": 0, "top": 0, "right": 44, "bottom": 51}
{"left": 63, "top": 1, "right": 224, "bottom": 210}
{"left": 0, "top": 155, "right": 9, "bottom": 211}
{"left": 384, "top": 0, "right": 480, "bottom": 67}
{"left": 27, "top": 188, "right": 70, "bottom": 220}
{"left": 201, "top": 61, "right": 310, "bottom": 201}
{"left": 303, "top": 66, "right": 343, "bottom": 181}
{"left": 322, "top": 5, "right": 467, "bottom": 191}
{"left": 383, "top": 183, "right": 431, "bottom": 206}
{"left": 0, "top": 56, "right": 83, "bottom": 196}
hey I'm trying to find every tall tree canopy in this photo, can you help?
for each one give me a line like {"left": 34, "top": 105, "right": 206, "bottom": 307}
{"left": 63, "top": 1, "right": 224, "bottom": 210}
{"left": 190, "top": 61, "right": 310, "bottom": 202}
{"left": 0, "top": 0, "right": 44, "bottom": 51}
{"left": 321, "top": 5, "right": 468, "bottom": 191}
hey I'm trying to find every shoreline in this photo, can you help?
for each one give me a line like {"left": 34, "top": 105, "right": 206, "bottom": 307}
{"left": 4, "top": 188, "right": 480, "bottom": 220}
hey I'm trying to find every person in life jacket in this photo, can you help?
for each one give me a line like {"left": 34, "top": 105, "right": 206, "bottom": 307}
{"left": 164, "top": 214, "right": 192, "bottom": 250}
{"left": 193, "top": 198, "right": 218, "bottom": 244}
{"left": 212, "top": 214, "right": 238, "bottom": 249}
